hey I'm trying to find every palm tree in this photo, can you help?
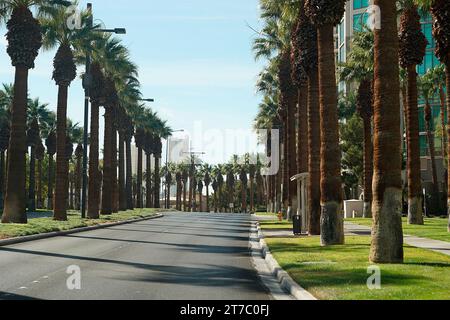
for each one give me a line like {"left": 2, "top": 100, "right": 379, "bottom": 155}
{"left": 124, "top": 115, "right": 134, "bottom": 210}
{"left": 428, "top": 64, "right": 448, "bottom": 161}
{"left": 239, "top": 166, "right": 248, "bottom": 213}
{"left": 339, "top": 27, "right": 375, "bottom": 218}
{"left": 419, "top": 72, "right": 441, "bottom": 215}
{"left": 133, "top": 127, "right": 145, "bottom": 209}
{"left": 175, "top": 166, "right": 182, "bottom": 211}
{"left": 35, "top": 141, "right": 45, "bottom": 209}
{"left": 181, "top": 165, "right": 188, "bottom": 211}
{"left": 369, "top": 0, "right": 404, "bottom": 263}
{"left": 26, "top": 97, "right": 52, "bottom": 211}
{"left": 117, "top": 107, "right": 128, "bottom": 211}
{"left": 87, "top": 62, "right": 104, "bottom": 219}
{"left": 197, "top": 176, "right": 203, "bottom": 212}
{"left": 212, "top": 179, "right": 218, "bottom": 213}
{"left": 40, "top": 4, "right": 92, "bottom": 220}
{"left": 202, "top": 164, "right": 212, "bottom": 212}
{"left": 1, "top": 0, "right": 44, "bottom": 223}
{"left": 26, "top": 118, "right": 40, "bottom": 212}
{"left": 249, "top": 163, "right": 256, "bottom": 213}
{"left": 0, "top": 83, "right": 13, "bottom": 209}
{"left": 305, "top": 0, "right": 346, "bottom": 245}
{"left": 293, "top": 0, "right": 320, "bottom": 233}
{"left": 399, "top": 1, "right": 428, "bottom": 225}
{"left": 144, "top": 131, "right": 153, "bottom": 208}
{"left": 226, "top": 164, "right": 235, "bottom": 213}
{"left": 153, "top": 136, "right": 162, "bottom": 208}
{"left": 45, "top": 129, "right": 56, "bottom": 210}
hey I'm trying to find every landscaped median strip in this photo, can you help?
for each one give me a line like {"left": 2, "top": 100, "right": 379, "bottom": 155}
{"left": 0, "top": 211, "right": 165, "bottom": 247}
{"left": 254, "top": 221, "right": 317, "bottom": 301}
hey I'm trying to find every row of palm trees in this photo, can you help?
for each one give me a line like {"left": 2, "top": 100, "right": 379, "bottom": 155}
{"left": 0, "top": 0, "right": 172, "bottom": 224}
{"left": 0, "top": 85, "right": 84, "bottom": 211}
{"left": 159, "top": 155, "right": 266, "bottom": 213}
{"left": 253, "top": 0, "right": 450, "bottom": 263}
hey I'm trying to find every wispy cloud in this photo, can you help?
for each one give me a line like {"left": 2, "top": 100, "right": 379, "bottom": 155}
{"left": 147, "top": 15, "right": 244, "bottom": 22}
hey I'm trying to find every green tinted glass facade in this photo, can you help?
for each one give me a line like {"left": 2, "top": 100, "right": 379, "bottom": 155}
{"left": 353, "top": 0, "right": 369, "bottom": 9}
{"left": 353, "top": 13, "right": 369, "bottom": 31}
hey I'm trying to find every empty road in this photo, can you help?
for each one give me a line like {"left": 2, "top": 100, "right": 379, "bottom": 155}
{"left": 0, "top": 212, "right": 271, "bottom": 300}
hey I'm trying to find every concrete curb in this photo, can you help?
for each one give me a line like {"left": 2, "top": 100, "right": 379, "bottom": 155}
{"left": 0, "top": 213, "right": 164, "bottom": 247}
{"left": 255, "top": 222, "right": 317, "bottom": 301}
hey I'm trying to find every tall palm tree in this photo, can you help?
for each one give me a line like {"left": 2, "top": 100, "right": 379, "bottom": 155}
{"left": 399, "top": 1, "right": 428, "bottom": 225}
{"left": 226, "top": 164, "right": 235, "bottom": 213}
{"left": 249, "top": 163, "right": 256, "bottom": 213}
{"left": 45, "top": 129, "right": 56, "bottom": 210}
{"left": 202, "top": 164, "right": 212, "bottom": 212}
{"left": 35, "top": 141, "right": 45, "bottom": 209}
{"left": 196, "top": 176, "right": 203, "bottom": 212}
{"left": 144, "top": 131, "right": 153, "bottom": 208}
{"left": 175, "top": 166, "right": 182, "bottom": 211}
{"left": 1, "top": 0, "right": 44, "bottom": 223}
{"left": 339, "top": 27, "right": 375, "bottom": 218}
{"left": 305, "top": 0, "right": 346, "bottom": 245}
{"left": 419, "top": 72, "right": 441, "bottom": 215}
{"left": 40, "top": 4, "right": 91, "bottom": 221}
{"left": 0, "top": 83, "right": 13, "bottom": 209}
{"left": 293, "top": 0, "right": 320, "bottom": 233}
{"left": 369, "top": 0, "right": 404, "bottom": 263}
{"left": 181, "top": 165, "right": 188, "bottom": 211}
{"left": 428, "top": 64, "right": 447, "bottom": 161}
{"left": 124, "top": 115, "right": 134, "bottom": 210}
{"left": 87, "top": 62, "right": 104, "bottom": 219}
{"left": 26, "top": 118, "right": 40, "bottom": 212}
{"left": 239, "top": 166, "right": 248, "bottom": 213}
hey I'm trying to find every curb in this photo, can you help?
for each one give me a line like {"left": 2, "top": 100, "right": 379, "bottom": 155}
{"left": 0, "top": 213, "right": 164, "bottom": 247}
{"left": 255, "top": 222, "right": 317, "bottom": 301}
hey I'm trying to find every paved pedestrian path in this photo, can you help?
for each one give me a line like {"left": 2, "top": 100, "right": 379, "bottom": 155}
{"left": 256, "top": 216, "right": 450, "bottom": 257}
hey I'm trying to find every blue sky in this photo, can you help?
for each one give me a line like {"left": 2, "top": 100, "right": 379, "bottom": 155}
{"left": 0, "top": 0, "right": 264, "bottom": 164}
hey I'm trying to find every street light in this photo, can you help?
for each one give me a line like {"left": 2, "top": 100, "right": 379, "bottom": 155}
{"left": 81, "top": 2, "right": 126, "bottom": 219}
{"left": 164, "top": 129, "right": 185, "bottom": 208}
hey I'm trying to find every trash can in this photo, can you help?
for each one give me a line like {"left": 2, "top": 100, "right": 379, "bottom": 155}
{"left": 293, "top": 215, "right": 302, "bottom": 235}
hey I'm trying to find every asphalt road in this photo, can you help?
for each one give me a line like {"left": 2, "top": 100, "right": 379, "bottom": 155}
{"left": 0, "top": 212, "right": 271, "bottom": 300}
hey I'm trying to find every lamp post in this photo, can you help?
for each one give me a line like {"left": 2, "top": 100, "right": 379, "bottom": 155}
{"left": 164, "top": 130, "right": 185, "bottom": 208}
{"left": 81, "top": 3, "right": 126, "bottom": 218}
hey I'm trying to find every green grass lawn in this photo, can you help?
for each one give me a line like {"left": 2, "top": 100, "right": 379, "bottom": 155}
{"left": 348, "top": 217, "right": 450, "bottom": 242}
{"left": 265, "top": 236, "right": 450, "bottom": 300}
{"left": 260, "top": 219, "right": 292, "bottom": 230}
{"left": 0, "top": 208, "right": 162, "bottom": 240}
{"left": 256, "top": 212, "right": 277, "bottom": 217}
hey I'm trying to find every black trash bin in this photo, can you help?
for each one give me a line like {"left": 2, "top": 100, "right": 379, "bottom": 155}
{"left": 293, "top": 215, "right": 301, "bottom": 235}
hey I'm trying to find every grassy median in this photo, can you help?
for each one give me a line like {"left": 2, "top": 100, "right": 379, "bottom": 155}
{"left": 265, "top": 236, "right": 450, "bottom": 300}
{"left": 348, "top": 217, "right": 449, "bottom": 242}
{"left": 0, "top": 208, "right": 163, "bottom": 240}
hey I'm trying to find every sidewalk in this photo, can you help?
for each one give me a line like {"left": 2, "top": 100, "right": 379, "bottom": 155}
{"left": 257, "top": 217, "right": 450, "bottom": 257}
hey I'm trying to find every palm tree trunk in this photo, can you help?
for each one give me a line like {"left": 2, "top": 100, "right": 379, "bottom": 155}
{"left": 241, "top": 183, "right": 247, "bottom": 213}
{"left": 54, "top": 85, "right": 69, "bottom": 221}
{"left": 446, "top": 64, "right": 450, "bottom": 232}
{"left": 288, "top": 90, "right": 298, "bottom": 212}
{"left": 406, "top": 65, "right": 424, "bottom": 224}
{"left": 2, "top": 66, "right": 29, "bottom": 224}
{"left": 111, "top": 126, "right": 118, "bottom": 213}
{"left": 47, "top": 154, "right": 54, "bottom": 210}
{"left": 250, "top": 177, "right": 254, "bottom": 213}
{"left": 206, "top": 184, "right": 210, "bottom": 212}
{"left": 118, "top": 134, "right": 126, "bottom": 211}
{"left": 425, "top": 99, "right": 440, "bottom": 215}
{"left": 439, "top": 85, "right": 447, "bottom": 160}
{"left": 154, "top": 155, "right": 161, "bottom": 208}
{"left": 362, "top": 114, "right": 373, "bottom": 218}
{"left": 69, "top": 171, "right": 74, "bottom": 210}
{"left": 370, "top": 0, "right": 404, "bottom": 263}
{"left": 125, "top": 138, "right": 133, "bottom": 210}
{"left": 188, "top": 175, "right": 192, "bottom": 212}
{"left": 308, "top": 70, "right": 321, "bottom": 235}
{"left": 145, "top": 152, "right": 152, "bottom": 208}
{"left": 0, "top": 150, "right": 5, "bottom": 209}
{"left": 136, "top": 147, "right": 143, "bottom": 208}
{"left": 317, "top": 24, "right": 344, "bottom": 245}
{"left": 199, "top": 187, "right": 202, "bottom": 211}
{"left": 167, "top": 184, "right": 171, "bottom": 209}
{"left": 28, "top": 146, "right": 36, "bottom": 212}
{"left": 75, "top": 155, "right": 81, "bottom": 210}
{"left": 183, "top": 180, "right": 187, "bottom": 211}
{"left": 101, "top": 108, "right": 113, "bottom": 215}
{"left": 88, "top": 102, "right": 100, "bottom": 219}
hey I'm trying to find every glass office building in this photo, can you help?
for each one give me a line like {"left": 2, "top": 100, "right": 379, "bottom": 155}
{"left": 337, "top": 1, "right": 446, "bottom": 188}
